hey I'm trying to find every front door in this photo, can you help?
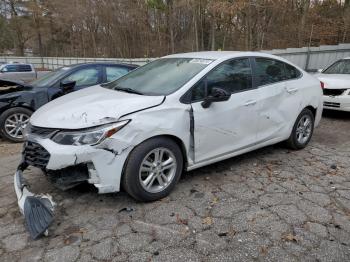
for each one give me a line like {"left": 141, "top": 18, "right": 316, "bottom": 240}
{"left": 48, "top": 65, "right": 102, "bottom": 101}
{"left": 190, "top": 58, "right": 260, "bottom": 163}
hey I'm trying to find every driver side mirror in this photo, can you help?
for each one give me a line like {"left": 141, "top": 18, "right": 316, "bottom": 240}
{"left": 201, "top": 87, "right": 231, "bottom": 109}
{"left": 60, "top": 80, "right": 76, "bottom": 92}
{"left": 317, "top": 69, "right": 323, "bottom": 73}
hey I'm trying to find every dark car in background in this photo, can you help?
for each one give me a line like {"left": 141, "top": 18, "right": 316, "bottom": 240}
{"left": 0, "top": 62, "right": 138, "bottom": 142}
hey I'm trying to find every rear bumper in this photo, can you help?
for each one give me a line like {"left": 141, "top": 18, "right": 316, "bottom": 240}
{"left": 323, "top": 95, "right": 350, "bottom": 112}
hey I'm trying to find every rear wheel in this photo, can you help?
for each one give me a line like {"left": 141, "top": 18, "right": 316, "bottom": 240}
{"left": 122, "top": 137, "right": 183, "bottom": 202}
{"left": 286, "top": 108, "right": 314, "bottom": 150}
{"left": 0, "top": 107, "right": 32, "bottom": 142}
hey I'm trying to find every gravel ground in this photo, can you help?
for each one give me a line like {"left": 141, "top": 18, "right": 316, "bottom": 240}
{"left": 0, "top": 110, "right": 350, "bottom": 262}
{"left": 0, "top": 138, "right": 22, "bottom": 157}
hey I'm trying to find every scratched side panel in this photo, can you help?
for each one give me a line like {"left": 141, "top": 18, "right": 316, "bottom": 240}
{"left": 112, "top": 102, "right": 193, "bottom": 165}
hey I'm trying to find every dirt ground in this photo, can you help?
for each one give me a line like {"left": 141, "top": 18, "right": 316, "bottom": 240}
{"left": 0, "top": 138, "right": 22, "bottom": 157}
{"left": 0, "top": 110, "right": 350, "bottom": 262}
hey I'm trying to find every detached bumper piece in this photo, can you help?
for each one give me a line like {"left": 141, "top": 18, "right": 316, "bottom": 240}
{"left": 14, "top": 166, "right": 54, "bottom": 240}
{"left": 24, "top": 196, "right": 54, "bottom": 239}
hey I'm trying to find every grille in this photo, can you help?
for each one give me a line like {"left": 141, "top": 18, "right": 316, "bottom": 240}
{"left": 323, "top": 88, "right": 347, "bottom": 96}
{"left": 28, "top": 124, "right": 58, "bottom": 138}
{"left": 324, "top": 102, "right": 341, "bottom": 108}
{"left": 23, "top": 141, "right": 50, "bottom": 169}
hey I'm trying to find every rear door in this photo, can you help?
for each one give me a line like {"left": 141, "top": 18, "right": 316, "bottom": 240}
{"left": 190, "top": 58, "right": 260, "bottom": 163}
{"left": 253, "top": 57, "right": 303, "bottom": 143}
{"left": 18, "top": 64, "right": 36, "bottom": 82}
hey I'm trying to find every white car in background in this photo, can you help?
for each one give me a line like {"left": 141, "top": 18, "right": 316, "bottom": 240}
{"left": 317, "top": 58, "right": 350, "bottom": 112}
{"left": 14, "top": 51, "right": 323, "bottom": 239}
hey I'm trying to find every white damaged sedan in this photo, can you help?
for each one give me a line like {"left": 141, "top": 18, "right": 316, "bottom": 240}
{"left": 317, "top": 58, "right": 350, "bottom": 112}
{"left": 15, "top": 51, "right": 323, "bottom": 238}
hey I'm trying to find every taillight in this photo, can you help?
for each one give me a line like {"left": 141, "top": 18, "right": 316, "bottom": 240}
{"left": 320, "top": 81, "right": 325, "bottom": 89}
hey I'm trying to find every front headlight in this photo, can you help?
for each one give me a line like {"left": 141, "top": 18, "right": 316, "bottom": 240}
{"left": 52, "top": 120, "right": 130, "bottom": 146}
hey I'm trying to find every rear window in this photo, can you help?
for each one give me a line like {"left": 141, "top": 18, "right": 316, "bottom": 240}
{"left": 18, "top": 65, "right": 33, "bottom": 72}
{"left": 284, "top": 63, "right": 301, "bottom": 79}
{"left": 255, "top": 58, "right": 301, "bottom": 86}
{"left": 323, "top": 60, "right": 350, "bottom": 74}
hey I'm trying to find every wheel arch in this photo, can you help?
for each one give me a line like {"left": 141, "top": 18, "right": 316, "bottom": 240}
{"left": 0, "top": 105, "right": 34, "bottom": 116}
{"left": 121, "top": 134, "right": 188, "bottom": 181}
{"left": 304, "top": 105, "right": 317, "bottom": 119}
{"left": 136, "top": 134, "right": 188, "bottom": 170}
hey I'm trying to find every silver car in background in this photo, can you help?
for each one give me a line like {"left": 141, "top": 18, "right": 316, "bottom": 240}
{"left": 0, "top": 63, "right": 37, "bottom": 83}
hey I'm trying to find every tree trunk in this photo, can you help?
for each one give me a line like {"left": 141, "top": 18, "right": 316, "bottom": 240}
{"left": 298, "top": 0, "right": 310, "bottom": 47}
{"left": 210, "top": 18, "right": 215, "bottom": 50}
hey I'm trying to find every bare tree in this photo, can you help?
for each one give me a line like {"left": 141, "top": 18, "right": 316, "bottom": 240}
{"left": 0, "top": 0, "right": 349, "bottom": 57}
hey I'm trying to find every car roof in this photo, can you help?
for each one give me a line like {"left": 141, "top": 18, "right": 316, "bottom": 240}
{"left": 164, "top": 51, "right": 281, "bottom": 60}
{"left": 1, "top": 63, "right": 33, "bottom": 66}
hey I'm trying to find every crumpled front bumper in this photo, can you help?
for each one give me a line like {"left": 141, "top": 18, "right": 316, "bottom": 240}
{"left": 14, "top": 165, "right": 55, "bottom": 240}
{"left": 14, "top": 135, "right": 133, "bottom": 239}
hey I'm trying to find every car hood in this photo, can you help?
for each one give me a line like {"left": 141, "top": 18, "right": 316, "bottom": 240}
{"left": 316, "top": 74, "right": 350, "bottom": 89}
{"left": 0, "top": 79, "right": 27, "bottom": 97}
{"left": 30, "top": 85, "right": 165, "bottom": 129}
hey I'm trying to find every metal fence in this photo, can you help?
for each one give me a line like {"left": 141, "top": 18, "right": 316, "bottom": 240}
{"left": 1, "top": 43, "right": 350, "bottom": 71}
{"left": 261, "top": 43, "right": 350, "bottom": 71}
{"left": 0, "top": 56, "right": 152, "bottom": 70}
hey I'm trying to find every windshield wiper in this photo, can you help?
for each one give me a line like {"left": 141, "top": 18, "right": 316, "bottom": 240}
{"left": 114, "top": 87, "right": 144, "bottom": 95}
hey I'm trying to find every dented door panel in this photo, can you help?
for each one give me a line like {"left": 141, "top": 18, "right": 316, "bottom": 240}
{"left": 255, "top": 82, "right": 292, "bottom": 142}
{"left": 192, "top": 89, "right": 260, "bottom": 163}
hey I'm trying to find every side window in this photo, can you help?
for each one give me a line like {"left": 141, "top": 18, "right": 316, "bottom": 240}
{"left": 191, "top": 58, "right": 253, "bottom": 101}
{"left": 63, "top": 67, "right": 99, "bottom": 87}
{"left": 3, "top": 65, "right": 19, "bottom": 72}
{"left": 18, "top": 65, "right": 33, "bottom": 72}
{"left": 106, "top": 66, "right": 129, "bottom": 82}
{"left": 284, "top": 63, "right": 301, "bottom": 79}
{"left": 255, "top": 58, "right": 287, "bottom": 86}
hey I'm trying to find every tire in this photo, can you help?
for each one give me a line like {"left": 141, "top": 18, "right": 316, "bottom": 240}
{"left": 122, "top": 137, "right": 183, "bottom": 202}
{"left": 0, "top": 107, "right": 32, "bottom": 143}
{"left": 286, "top": 108, "right": 315, "bottom": 150}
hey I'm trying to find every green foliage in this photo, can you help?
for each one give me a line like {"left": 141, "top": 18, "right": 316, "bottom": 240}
{"left": 146, "top": 0, "right": 166, "bottom": 10}
{"left": 0, "top": 16, "right": 14, "bottom": 52}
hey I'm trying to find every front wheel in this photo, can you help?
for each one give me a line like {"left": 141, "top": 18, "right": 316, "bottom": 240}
{"left": 0, "top": 107, "right": 32, "bottom": 143}
{"left": 122, "top": 137, "right": 183, "bottom": 202}
{"left": 286, "top": 108, "right": 315, "bottom": 150}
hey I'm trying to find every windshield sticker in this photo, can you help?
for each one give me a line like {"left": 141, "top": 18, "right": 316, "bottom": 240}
{"left": 189, "top": 59, "right": 213, "bottom": 65}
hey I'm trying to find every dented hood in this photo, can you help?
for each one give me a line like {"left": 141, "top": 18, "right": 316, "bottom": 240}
{"left": 317, "top": 74, "right": 350, "bottom": 89}
{"left": 30, "top": 85, "right": 165, "bottom": 129}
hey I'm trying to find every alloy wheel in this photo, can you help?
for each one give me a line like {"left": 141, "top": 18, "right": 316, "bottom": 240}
{"left": 4, "top": 113, "right": 30, "bottom": 139}
{"left": 296, "top": 115, "right": 312, "bottom": 145}
{"left": 139, "top": 147, "right": 177, "bottom": 194}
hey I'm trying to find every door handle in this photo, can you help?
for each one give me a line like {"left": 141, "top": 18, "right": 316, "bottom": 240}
{"left": 286, "top": 87, "right": 298, "bottom": 94}
{"left": 244, "top": 100, "right": 257, "bottom": 106}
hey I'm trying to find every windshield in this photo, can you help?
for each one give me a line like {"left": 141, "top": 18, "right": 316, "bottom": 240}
{"left": 323, "top": 60, "right": 350, "bottom": 74}
{"left": 30, "top": 67, "right": 71, "bottom": 87}
{"left": 103, "top": 58, "right": 213, "bottom": 95}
